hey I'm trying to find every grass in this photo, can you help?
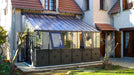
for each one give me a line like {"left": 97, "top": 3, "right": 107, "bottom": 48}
{"left": 22, "top": 65, "right": 134, "bottom": 75}
{"left": 72, "top": 65, "right": 134, "bottom": 75}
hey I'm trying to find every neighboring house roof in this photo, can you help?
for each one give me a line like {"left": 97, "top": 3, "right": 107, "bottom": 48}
{"left": 59, "top": 0, "right": 82, "bottom": 14}
{"left": 109, "top": 0, "right": 120, "bottom": 14}
{"left": 95, "top": 23, "right": 116, "bottom": 31}
{"left": 11, "top": 0, "right": 44, "bottom": 10}
{"left": 24, "top": 14, "right": 98, "bottom": 32}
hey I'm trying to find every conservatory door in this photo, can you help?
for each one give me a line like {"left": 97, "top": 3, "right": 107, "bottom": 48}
{"left": 124, "top": 32, "right": 134, "bottom": 57}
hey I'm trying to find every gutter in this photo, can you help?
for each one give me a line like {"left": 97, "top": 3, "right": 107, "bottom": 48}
{"left": 12, "top": 7, "right": 44, "bottom": 11}
{"left": 58, "top": 9, "right": 83, "bottom": 15}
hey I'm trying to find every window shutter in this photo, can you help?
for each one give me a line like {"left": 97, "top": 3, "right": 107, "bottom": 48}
{"left": 123, "top": 0, "right": 126, "bottom": 10}
{"left": 123, "top": 0, "right": 133, "bottom": 10}
{"left": 100, "top": 0, "right": 103, "bottom": 9}
{"left": 128, "top": 0, "right": 133, "bottom": 9}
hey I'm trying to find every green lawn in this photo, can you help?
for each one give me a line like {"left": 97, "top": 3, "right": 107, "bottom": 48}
{"left": 72, "top": 65, "right": 134, "bottom": 75}
{"left": 74, "top": 69, "right": 134, "bottom": 75}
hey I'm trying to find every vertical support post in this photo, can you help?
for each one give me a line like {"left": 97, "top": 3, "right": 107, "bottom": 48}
{"left": 48, "top": 32, "right": 50, "bottom": 65}
{"left": 92, "top": 32, "right": 94, "bottom": 48}
{"left": 121, "top": 31, "right": 124, "bottom": 58}
{"left": 95, "top": 32, "right": 97, "bottom": 48}
{"left": 105, "top": 32, "right": 107, "bottom": 55}
{"left": 77, "top": 32, "right": 78, "bottom": 48}
{"left": 120, "top": 0, "right": 123, "bottom": 12}
{"left": 71, "top": 32, "right": 73, "bottom": 49}
{"left": 112, "top": 32, "right": 115, "bottom": 57}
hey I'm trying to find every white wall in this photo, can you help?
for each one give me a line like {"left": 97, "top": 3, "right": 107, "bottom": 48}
{"left": 114, "top": 10, "right": 134, "bottom": 30}
{"left": 0, "top": 0, "right": 12, "bottom": 60}
{"left": 75, "top": 0, "right": 117, "bottom": 27}
{"left": 93, "top": 0, "right": 117, "bottom": 25}
{"left": 75, "top": 0, "right": 94, "bottom": 26}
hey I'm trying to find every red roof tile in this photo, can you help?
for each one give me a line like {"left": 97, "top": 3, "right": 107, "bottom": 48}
{"left": 96, "top": 23, "right": 116, "bottom": 31}
{"left": 11, "top": 0, "right": 44, "bottom": 10}
{"left": 59, "top": 0, "right": 82, "bottom": 14}
{"left": 109, "top": 0, "right": 120, "bottom": 14}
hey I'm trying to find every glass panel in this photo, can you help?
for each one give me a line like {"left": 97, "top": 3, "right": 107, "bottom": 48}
{"left": 49, "top": 0, "right": 54, "bottom": 10}
{"left": 125, "top": 32, "right": 129, "bottom": 54}
{"left": 62, "top": 32, "right": 82, "bottom": 49}
{"left": 132, "top": 32, "right": 134, "bottom": 53}
{"left": 41, "top": 32, "right": 50, "bottom": 49}
{"left": 45, "top": 0, "right": 48, "bottom": 10}
{"left": 85, "top": 32, "right": 93, "bottom": 48}
{"left": 96, "top": 33, "right": 100, "bottom": 48}
{"left": 63, "top": 32, "right": 71, "bottom": 49}
{"left": 36, "top": 32, "right": 42, "bottom": 47}
{"left": 50, "top": 32, "right": 64, "bottom": 49}
{"left": 45, "top": 6, "right": 48, "bottom": 10}
{"left": 51, "top": 33, "right": 62, "bottom": 47}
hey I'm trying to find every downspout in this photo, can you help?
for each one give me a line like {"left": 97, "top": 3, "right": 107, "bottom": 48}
{"left": 120, "top": 0, "right": 123, "bottom": 12}
{"left": 120, "top": 0, "right": 124, "bottom": 58}
{"left": 12, "top": 8, "right": 15, "bottom": 60}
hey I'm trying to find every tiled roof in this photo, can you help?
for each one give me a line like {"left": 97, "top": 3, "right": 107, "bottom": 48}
{"left": 59, "top": 0, "right": 82, "bottom": 14}
{"left": 96, "top": 23, "right": 116, "bottom": 31}
{"left": 11, "top": 0, "right": 44, "bottom": 10}
{"left": 109, "top": 0, "right": 120, "bottom": 14}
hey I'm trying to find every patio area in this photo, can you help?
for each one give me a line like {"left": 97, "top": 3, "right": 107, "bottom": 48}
{"left": 15, "top": 61, "right": 103, "bottom": 73}
{"left": 109, "top": 58, "right": 134, "bottom": 69}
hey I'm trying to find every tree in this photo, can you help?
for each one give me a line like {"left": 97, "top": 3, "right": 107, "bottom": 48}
{"left": 0, "top": 26, "right": 8, "bottom": 55}
{"left": 0, "top": 26, "right": 10, "bottom": 75}
{"left": 11, "top": 28, "right": 31, "bottom": 64}
{"left": 103, "top": 37, "right": 118, "bottom": 69}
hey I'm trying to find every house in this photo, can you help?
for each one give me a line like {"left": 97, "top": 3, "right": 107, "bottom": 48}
{"left": 1, "top": 0, "right": 101, "bottom": 67}
{"left": 75, "top": 0, "right": 117, "bottom": 57}
{"left": 109, "top": 0, "right": 134, "bottom": 58}
{"left": 75, "top": 0, "right": 134, "bottom": 58}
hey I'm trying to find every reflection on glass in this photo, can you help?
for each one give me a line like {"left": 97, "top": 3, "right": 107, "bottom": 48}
{"left": 85, "top": 33, "right": 92, "bottom": 48}
{"left": 51, "top": 33, "right": 62, "bottom": 47}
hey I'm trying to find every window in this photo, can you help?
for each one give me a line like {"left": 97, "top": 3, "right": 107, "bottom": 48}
{"left": 123, "top": 0, "right": 133, "bottom": 10}
{"left": 83, "top": 0, "right": 89, "bottom": 11}
{"left": 45, "top": 0, "right": 56, "bottom": 11}
{"left": 86, "top": 0, "right": 89, "bottom": 10}
{"left": 100, "top": 0, "right": 107, "bottom": 10}
{"left": 49, "top": 32, "right": 64, "bottom": 49}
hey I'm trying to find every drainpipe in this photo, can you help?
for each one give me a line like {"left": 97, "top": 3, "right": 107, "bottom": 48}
{"left": 12, "top": 8, "right": 15, "bottom": 60}
{"left": 120, "top": 0, "right": 123, "bottom": 12}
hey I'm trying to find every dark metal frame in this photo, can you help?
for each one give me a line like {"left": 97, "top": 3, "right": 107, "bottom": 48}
{"left": 49, "top": 32, "right": 64, "bottom": 49}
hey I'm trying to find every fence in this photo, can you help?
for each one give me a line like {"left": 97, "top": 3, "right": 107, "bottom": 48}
{"left": 31, "top": 48, "right": 100, "bottom": 67}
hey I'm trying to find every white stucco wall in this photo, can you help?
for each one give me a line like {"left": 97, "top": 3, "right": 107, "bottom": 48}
{"left": 75, "top": 0, "right": 94, "bottom": 26}
{"left": 75, "top": 0, "right": 117, "bottom": 27}
{"left": 0, "top": 0, "right": 12, "bottom": 60}
{"left": 114, "top": 10, "right": 134, "bottom": 30}
{"left": 93, "top": 0, "right": 117, "bottom": 25}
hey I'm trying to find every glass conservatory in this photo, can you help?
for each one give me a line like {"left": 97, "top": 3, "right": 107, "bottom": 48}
{"left": 19, "top": 14, "right": 100, "bottom": 67}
